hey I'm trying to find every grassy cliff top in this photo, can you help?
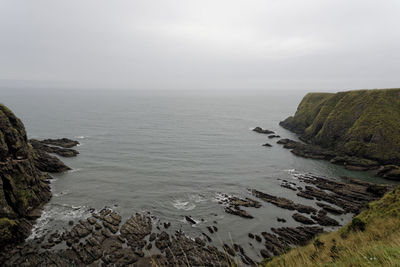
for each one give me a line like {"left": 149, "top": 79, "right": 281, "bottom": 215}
{"left": 262, "top": 187, "right": 400, "bottom": 266}
{"left": 280, "top": 89, "right": 400, "bottom": 164}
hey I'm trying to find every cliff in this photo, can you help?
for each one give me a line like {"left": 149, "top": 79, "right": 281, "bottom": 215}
{"left": 0, "top": 104, "right": 52, "bottom": 248}
{"left": 280, "top": 89, "right": 400, "bottom": 167}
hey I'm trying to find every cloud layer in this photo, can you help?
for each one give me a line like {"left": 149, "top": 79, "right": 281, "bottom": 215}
{"left": 1, "top": 0, "right": 399, "bottom": 91}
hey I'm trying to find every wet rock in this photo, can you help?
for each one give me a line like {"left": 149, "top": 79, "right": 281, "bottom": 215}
{"left": 223, "top": 244, "right": 236, "bottom": 256}
{"left": 292, "top": 213, "right": 315, "bottom": 225}
{"left": 202, "top": 233, "right": 212, "bottom": 242}
{"left": 316, "top": 202, "right": 345, "bottom": 215}
{"left": 260, "top": 249, "right": 271, "bottom": 258}
{"left": 262, "top": 143, "right": 272, "bottom": 147}
{"left": 185, "top": 216, "right": 196, "bottom": 225}
{"left": 251, "top": 189, "right": 316, "bottom": 214}
{"left": 120, "top": 213, "right": 152, "bottom": 248}
{"left": 377, "top": 165, "right": 400, "bottom": 180}
{"left": 311, "top": 214, "right": 340, "bottom": 226}
{"left": 33, "top": 149, "right": 71, "bottom": 172}
{"left": 163, "top": 222, "right": 171, "bottom": 229}
{"left": 30, "top": 139, "right": 79, "bottom": 157}
{"left": 277, "top": 217, "right": 287, "bottom": 223}
{"left": 225, "top": 206, "right": 254, "bottom": 218}
{"left": 40, "top": 138, "right": 79, "bottom": 148}
{"left": 207, "top": 226, "right": 214, "bottom": 234}
{"left": 268, "top": 135, "right": 281, "bottom": 139}
{"left": 255, "top": 235, "right": 262, "bottom": 242}
{"left": 253, "top": 127, "right": 274, "bottom": 134}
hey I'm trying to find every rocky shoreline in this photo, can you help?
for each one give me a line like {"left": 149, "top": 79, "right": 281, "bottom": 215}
{"left": 1, "top": 101, "right": 398, "bottom": 266}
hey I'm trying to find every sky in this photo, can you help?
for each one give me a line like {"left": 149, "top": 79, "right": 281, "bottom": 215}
{"left": 0, "top": 0, "right": 399, "bottom": 92}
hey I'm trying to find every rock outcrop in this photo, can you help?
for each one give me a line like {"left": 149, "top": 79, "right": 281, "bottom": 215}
{"left": 0, "top": 104, "right": 52, "bottom": 248}
{"left": 0, "top": 104, "right": 75, "bottom": 249}
{"left": 279, "top": 89, "right": 400, "bottom": 179}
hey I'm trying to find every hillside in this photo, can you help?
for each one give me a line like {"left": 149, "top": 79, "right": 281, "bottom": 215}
{"left": 280, "top": 89, "right": 400, "bottom": 167}
{"left": 263, "top": 186, "right": 400, "bottom": 266}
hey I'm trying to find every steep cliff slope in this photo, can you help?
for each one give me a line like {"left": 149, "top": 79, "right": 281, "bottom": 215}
{"left": 0, "top": 104, "right": 51, "bottom": 248}
{"left": 280, "top": 89, "right": 400, "bottom": 165}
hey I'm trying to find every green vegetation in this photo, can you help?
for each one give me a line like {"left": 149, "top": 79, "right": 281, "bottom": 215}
{"left": 262, "top": 187, "right": 400, "bottom": 266}
{"left": 281, "top": 89, "right": 400, "bottom": 164}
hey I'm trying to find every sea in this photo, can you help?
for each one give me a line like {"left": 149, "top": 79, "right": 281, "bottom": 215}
{"left": 2, "top": 88, "right": 392, "bottom": 260}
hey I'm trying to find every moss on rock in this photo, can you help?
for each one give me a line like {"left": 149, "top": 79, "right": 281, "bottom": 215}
{"left": 280, "top": 89, "right": 400, "bottom": 165}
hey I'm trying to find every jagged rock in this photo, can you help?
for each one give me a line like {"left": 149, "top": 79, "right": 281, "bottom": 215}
{"left": 185, "top": 216, "right": 196, "bottom": 225}
{"left": 292, "top": 213, "right": 315, "bottom": 225}
{"left": 268, "top": 135, "right": 280, "bottom": 139}
{"left": 225, "top": 206, "right": 253, "bottom": 218}
{"left": 316, "top": 202, "right": 345, "bottom": 215}
{"left": 253, "top": 127, "right": 274, "bottom": 134}
{"left": 251, "top": 189, "right": 316, "bottom": 214}
{"left": 33, "top": 149, "right": 71, "bottom": 173}
{"left": 29, "top": 139, "right": 79, "bottom": 157}
{"left": 311, "top": 214, "right": 340, "bottom": 226}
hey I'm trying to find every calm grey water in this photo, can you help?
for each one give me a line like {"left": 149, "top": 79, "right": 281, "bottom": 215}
{"left": 2, "top": 88, "right": 390, "bottom": 260}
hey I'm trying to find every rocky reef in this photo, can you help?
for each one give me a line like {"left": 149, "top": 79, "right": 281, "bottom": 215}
{"left": 0, "top": 104, "right": 77, "bottom": 249}
{"left": 279, "top": 89, "right": 400, "bottom": 179}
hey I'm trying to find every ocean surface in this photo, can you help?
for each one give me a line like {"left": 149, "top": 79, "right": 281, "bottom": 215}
{"left": 2, "top": 88, "right": 391, "bottom": 260}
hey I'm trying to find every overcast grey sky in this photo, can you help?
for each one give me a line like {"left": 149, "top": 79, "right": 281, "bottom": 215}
{"left": 0, "top": 0, "right": 399, "bottom": 91}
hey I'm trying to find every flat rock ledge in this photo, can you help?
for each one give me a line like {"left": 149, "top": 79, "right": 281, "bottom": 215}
{"left": 276, "top": 138, "right": 400, "bottom": 180}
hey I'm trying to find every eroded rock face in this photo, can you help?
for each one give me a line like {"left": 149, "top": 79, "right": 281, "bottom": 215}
{"left": 0, "top": 104, "right": 52, "bottom": 248}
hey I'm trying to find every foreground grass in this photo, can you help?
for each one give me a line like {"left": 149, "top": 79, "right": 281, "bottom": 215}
{"left": 262, "top": 188, "right": 400, "bottom": 267}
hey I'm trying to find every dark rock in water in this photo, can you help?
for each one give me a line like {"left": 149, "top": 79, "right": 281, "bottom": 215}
{"left": 253, "top": 127, "right": 274, "bottom": 134}
{"left": 277, "top": 217, "right": 287, "bottom": 223}
{"left": 292, "top": 213, "right": 315, "bottom": 225}
{"left": 277, "top": 138, "right": 337, "bottom": 160}
{"left": 316, "top": 202, "right": 345, "bottom": 215}
{"left": 202, "top": 233, "right": 212, "bottom": 242}
{"left": 251, "top": 189, "right": 316, "bottom": 214}
{"left": 268, "top": 135, "right": 280, "bottom": 139}
{"left": 377, "top": 165, "right": 400, "bottom": 180}
{"left": 225, "top": 206, "right": 253, "bottom": 219}
{"left": 248, "top": 233, "right": 254, "bottom": 239}
{"left": 207, "top": 226, "right": 214, "bottom": 234}
{"left": 40, "top": 138, "right": 79, "bottom": 148}
{"left": 262, "top": 143, "right": 272, "bottom": 147}
{"left": 218, "top": 194, "right": 261, "bottom": 218}
{"left": 260, "top": 249, "right": 271, "bottom": 258}
{"left": 30, "top": 139, "right": 79, "bottom": 157}
{"left": 163, "top": 222, "right": 171, "bottom": 229}
{"left": 32, "top": 149, "right": 71, "bottom": 173}
{"left": 311, "top": 213, "right": 340, "bottom": 226}
{"left": 296, "top": 175, "right": 393, "bottom": 214}
{"left": 185, "top": 216, "right": 196, "bottom": 225}
{"left": 255, "top": 235, "right": 262, "bottom": 242}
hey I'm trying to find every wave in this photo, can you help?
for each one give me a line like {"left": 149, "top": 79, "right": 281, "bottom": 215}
{"left": 172, "top": 199, "right": 196, "bottom": 211}
{"left": 27, "top": 204, "right": 92, "bottom": 240}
